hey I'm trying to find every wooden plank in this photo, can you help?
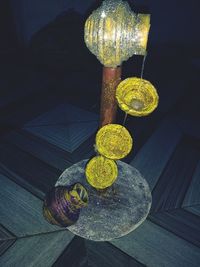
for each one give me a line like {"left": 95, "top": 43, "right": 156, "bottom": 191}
{"left": 149, "top": 209, "right": 200, "bottom": 247}
{"left": 183, "top": 160, "right": 200, "bottom": 207}
{"left": 110, "top": 220, "right": 200, "bottom": 267}
{"left": 0, "top": 231, "right": 74, "bottom": 267}
{"left": 130, "top": 117, "right": 182, "bottom": 191}
{"left": 151, "top": 136, "right": 200, "bottom": 213}
{"left": 0, "top": 142, "right": 60, "bottom": 195}
{"left": 177, "top": 116, "right": 200, "bottom": 140}
{"left": 24, "top": 104, "right": 98, "bottom": 153}
{"left": 184, "top": 205, "right": 200, "bottom": 217}
{"left": 0, "top": 224, "right": 16, "bottom": 257}
{"left": 53, "top": 236, "right": 145, "bottom": 267}
{"left": 86, "top": 240, "right": 145, "bottom": 267}
{"left": 3, "top": 130, "right": 72, "bottom": 171}
{"left": 53, "top": 237, "right": 88, "bottom": 267}
{"left": 0, "top": 162, "right": 45, "bottom": 200}
{"left": 148, "top": 135, "right": 200, "bottom": 247}
{"left": 0, "top": 174, "right": 67, "bottom": 237}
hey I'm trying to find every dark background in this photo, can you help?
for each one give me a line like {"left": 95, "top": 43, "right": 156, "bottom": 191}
{"left": 0, "top": 1, "right": 200, "bottom": 266}
{"left": 2, "top": 0, "right": 200, "bottom": 46}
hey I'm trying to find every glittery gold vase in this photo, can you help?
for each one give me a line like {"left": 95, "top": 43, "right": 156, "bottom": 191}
{"left": 84, "top": 0, "right": 150, "bottom": 67}
{"left": 43, "top": 183, "right": 88, "bottom": 227}
{"left": 116, "top": 77, "right": 159, "bottom": 116}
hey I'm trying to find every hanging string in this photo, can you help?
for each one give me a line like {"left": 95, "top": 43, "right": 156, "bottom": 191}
{"left": 122, "top": 112, "right": 128, "bottom": 126}
{"left": 140, "top": 52, "right": 148, "bottom": 79}
{"left": 137, "top": 52, "right": 148, "bottom": 94}
{"left": 121, "top": 52, "right": 148, "bottom": 128}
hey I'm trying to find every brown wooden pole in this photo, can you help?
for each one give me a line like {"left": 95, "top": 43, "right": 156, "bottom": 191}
{"left": 99, "top": 66, "right": 122, "bottom": 127}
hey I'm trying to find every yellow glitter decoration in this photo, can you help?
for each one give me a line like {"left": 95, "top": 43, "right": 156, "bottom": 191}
{"left": 136, "top": 14, "right": 151, "bottom": 54}
{"left": 96, "top": 124, "right": 133, "bottom": 160}
{"left": 69, "top": 183, "right": 89, "bottom": 209}
{"left": 84, "top": 0, "right": 150, "bottom": 67}
{"left": 116, "top": 77, "right": 159, "bottom": 117}
{"left": 85, "top": 156, "right": 118, "bottom": 189}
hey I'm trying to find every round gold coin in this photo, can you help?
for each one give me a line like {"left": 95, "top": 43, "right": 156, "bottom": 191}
{"left": 96, "top": 124, "right": 133, "bottom": 160}
{"left": 85, "top": 156, "right": 118, "bottom": 189}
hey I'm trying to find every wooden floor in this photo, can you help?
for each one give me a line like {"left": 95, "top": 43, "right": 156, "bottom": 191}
{"left": 0, "top": 74, "right": 200, "bottom": 266}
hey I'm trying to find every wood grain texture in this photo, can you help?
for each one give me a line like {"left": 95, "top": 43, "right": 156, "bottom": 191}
{"left": 184, "top": 205, "right": 200, "bottom": 216}
{"left": 1, "top": 129, "right": 95, "bottom": 196}
{"left": 53, "top": 236, "right": 145, "bottom": 267}
{"left": 149, "top": 209, "right": 200, "bottom": 247}
{"left": 0, "top": 162, "right": 45, "bottom": 200}
{"left": 0, "top": 105, "right": 200, "bottom": 267}
{"left": 0, "top": 174, "right": 69, "bottom": 237}
{"left": 114, "top": 117, "right": 200, "bottom": 266}
{"left": 148, "top": 135, "right": 200, "bottom": 247}
{"left": 86, "top": 240, "right": 145, "bottom": 267}
{"left": 0, "top": 224, "right": 16, "bottom": 257}
{"left": 130, "top": 117, "right": 182, "bottom": 191}
{"left": 0, "top": 142, "right": 60, "bottom": 196}
{"left": 24, "top": 104, "right": 98, "bottom": 153}
{"left": 110, "top": 220, "right": 200, "bottom": 267}
{"left": 53, "top": 236, "right": 88, "bottom": 267}
{"left": 151, "top": 136, "right": 200, "bottom": 213}
{"left": 176, "top": 116, "right": 200, "bottom": 140}
{"left": 0, "top": 231, "right": 74, "bottom": 267}
{"left": 3, "top": 130, "right": 72, "bottom": 171}
{"left": 183, "top": 160, "right": 200, "bottom": 208}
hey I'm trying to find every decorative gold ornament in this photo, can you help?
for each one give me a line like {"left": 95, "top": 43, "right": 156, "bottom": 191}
{"left": 85, "top": 156, "right": 118, "bottom": 189}
{"left": 116, "top": 77, "right": 159, "bottom": 117}
{"left": 84, "top": 0, "right": 150, "bottom": 67}
{"left": 96, "top": 124, "right": 133, "bottom": 160}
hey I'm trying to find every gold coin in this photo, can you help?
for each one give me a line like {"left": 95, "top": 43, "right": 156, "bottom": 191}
{"left": 96, "top": 124, "right": 133, "bottom": 160}
{"left": 85, "top": 156, "right": 118, "bottom": 189}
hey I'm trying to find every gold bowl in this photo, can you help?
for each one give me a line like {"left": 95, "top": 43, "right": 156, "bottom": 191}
{"left": 116, "top": 77, "right": 159, "bottom": 116}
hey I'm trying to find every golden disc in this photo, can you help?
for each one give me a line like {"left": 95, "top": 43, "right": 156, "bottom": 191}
{"left": 96, "top": 124, "right": 133, "bottom": 160}
{"left": 85, "top": 156, "right": 118, "bottom": 189}
{"left": 116, "top": 77, "right": 159, "bottom": 116}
